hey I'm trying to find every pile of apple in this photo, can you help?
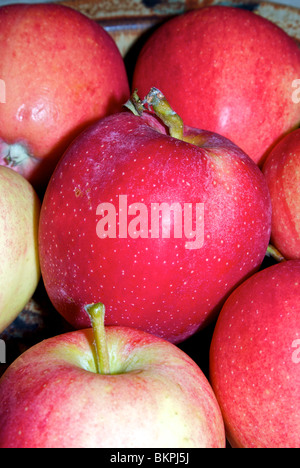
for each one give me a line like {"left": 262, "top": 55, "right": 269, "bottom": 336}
{"left": 0, "top": 3, "right": 299, "bottom": 449}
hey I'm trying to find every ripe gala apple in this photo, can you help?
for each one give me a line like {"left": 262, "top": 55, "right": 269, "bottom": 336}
{"left": 0, "top": 3, "right": 130, "bottom": 190}
{"left": 0, "top": 166, "right": 40, "bottom": 334}
{"left": 38, "top": 89, "right": 272, "bottom": 344}
{"left": 0, "top": 303, "right": 226, "bottom": 448}
{"left": 263, "top": 129, "right": 300, "bottom": 260}
{"left": 132, "top": 6, "right": 300, "bottom": 165}
{"left": 210, "top": 260, "right": 300, "bottom": 448}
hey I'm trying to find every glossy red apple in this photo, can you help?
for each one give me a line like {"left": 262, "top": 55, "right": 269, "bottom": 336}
{"left": 132, "top": 5, "right": 300, "bottom": 166}
{"left": 210, "top": 260, "right": 300, "bottom": 448}
{"left": 0, "top": 3, "right": 129, "bottom": 190}
{"left": 38, "top": 88, "right": 272, "bottom": 344}
{"left": 263, "top": 129, "right": 300, "bottom": 260}
{"left": 0, "top": 303, "right": 225, "bottom": 448}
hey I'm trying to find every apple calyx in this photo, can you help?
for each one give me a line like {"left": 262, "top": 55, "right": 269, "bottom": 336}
{"left": 85, "top": 302, "right": 111, "bottom": 375}
{"left": 0, "top": 141, "right": 39, "bottom": 182}
{"left": 1, "top": 141, "right": 33, "bottom": 167}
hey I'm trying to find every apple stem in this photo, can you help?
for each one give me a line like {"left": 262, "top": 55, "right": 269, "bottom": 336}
{"left": 266, "top": 244, "right": 286, "bottom": 263}
{"left": 125, "top": 88, "right": 188, "bottom": 142}
{"left": 125, "top": 88, "right": 203, "bottom": 148}
{"left": 85, "top": 302, "right": 111, "bottom": 375}
{"left": 143, "top": 87, "right": 185, "bottom": 140}
{"left": 124, "top": 89, "right": 145, "bottom": 116}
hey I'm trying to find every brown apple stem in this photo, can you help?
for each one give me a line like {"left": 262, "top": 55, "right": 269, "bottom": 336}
{"left": 85, "top": 302, "right": 111, "bottom": 375}
{"left": 143, "top": 87, "right": 185, "bottom": 140}
{"left": 266, "top": 244, "right": 286, "bottom": 263}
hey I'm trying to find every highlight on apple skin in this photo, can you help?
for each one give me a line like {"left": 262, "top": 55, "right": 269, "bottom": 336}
{"left": 0, "top": 3, "right": 130, "bottom": 190}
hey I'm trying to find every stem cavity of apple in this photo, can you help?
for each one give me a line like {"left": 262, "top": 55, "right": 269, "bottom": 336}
{"left": 85, "top": 302, "right": 111, "bottom": 375}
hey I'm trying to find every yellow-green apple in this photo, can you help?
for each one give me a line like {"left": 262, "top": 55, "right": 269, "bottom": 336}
{"left": 38, "top": 88, "right": 272, "bottom": 344}
{"left": 210, "top": 260, "right": 300, "bottom": 448}
{"left": 0, "top": 166, "right": 40, "bottom": 333}
{"left": 0, "top": 3, "right": 129, "bottom": 191}
{"left": 0, "top": 303, "right": 226, "bottom": 448}
{"left": 263, "top": 129, "right": 300, "bottom": 260}
{"left": 132, "top": 6, "right": 300, "bottom": 166}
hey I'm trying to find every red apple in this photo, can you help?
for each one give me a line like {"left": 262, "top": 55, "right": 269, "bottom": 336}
{"left": 0, "top": 166, "right": 40, "bottom": 334}
{"left": 38, "top": 88, "right": 272, "bottom": 344}
{"left": 132, "top": 6, "right": 300, "bottom": 166}
{"left": 263, "top": 129, "right": 300, "bottom": 260}
{"left": 210, "top": 260, "right": 300, "bottom": 448}
{"left": 0, "top": 303, "right": 225, "bottom": 448}
{"left": 0, "top": 3, "right": 130, "bottom": 190}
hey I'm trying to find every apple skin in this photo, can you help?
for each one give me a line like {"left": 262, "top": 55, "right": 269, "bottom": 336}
{"left": 210, "top": 260, "right": 300, "bottom": 448}
{"left": 0, "top": 3, "right": 130, "bottom": 190}
{"left": 0, "top": 166, "right": 40, "bottom": 334}
{"left": 262, "top": 129, "right": 300, "bottom": 260}
{"left": 38, "top": 109, "right": 272, "bottom": 344}
{"left": 132, "top": 6, "right": 300, "bottom": 166}
{"left": 0, "top": 326, "right": 226, "bottom": 448}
